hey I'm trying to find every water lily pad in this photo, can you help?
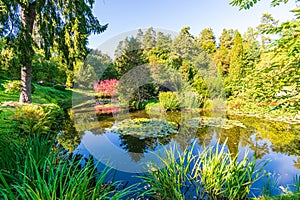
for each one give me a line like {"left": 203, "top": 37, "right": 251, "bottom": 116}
{"left": 106, "top": 118, "right": 178, "bottom": 139}
{"left": 188, "top": 117, "right": 246, "bottom": 129}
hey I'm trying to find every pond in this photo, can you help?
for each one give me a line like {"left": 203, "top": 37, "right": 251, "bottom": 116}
{"left": 60, "top": 105, "right": 300, "bottom": 198}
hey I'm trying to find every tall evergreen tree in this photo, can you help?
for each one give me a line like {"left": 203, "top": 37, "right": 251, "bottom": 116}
{"left": 257, "top": 13, "right": 278, "bottom": 49}
{"left": 172, "top": 26, "right": 197, "bottom": 59}
{"left": 219, "top": 29, "right": 235, "bottom": 49}
{"left": 198, "top": 28, "right": 217, "bottom": 54}
{"left": 114, "top": 36, "right": 145, "bottom": 76}
{"left": 229, "top": 31, "right": 243, "bottom": 80}
{"left": 0, "top": 0, "right": 107, "bottom": 103}
{"left": 142, "top": 27, "right": 156, "bottom": 55}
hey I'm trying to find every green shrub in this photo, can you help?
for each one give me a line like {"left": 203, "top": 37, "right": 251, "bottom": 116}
{"left": 53, "top": 84, "right": 66, "bottom": 91}
{"left": 13, "top": 104, "right": 63, "bottom": 135}
{"left": 203, "top": 99, "right": 213, "bottom": 110}
{"left": 145, "top": 102, "right": 164, "bottom": 113}
{"left": 159, "top": 92, "right": 181, "bottom": 111}
{"left": 2, "top": 80, "right": 21, "bottom": 93}
{"left": 2, "top": 80, "right": 35, "bottom": 94}
{"left": 129, "top": 99, "right": 157, "bottom": 111}
{"left": 181, "top": 91, "right": 202, "bottom": 109}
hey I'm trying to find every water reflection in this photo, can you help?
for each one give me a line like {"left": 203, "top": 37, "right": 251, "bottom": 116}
{"left": 60, "top": 108, "right": 300, "bottom": 195}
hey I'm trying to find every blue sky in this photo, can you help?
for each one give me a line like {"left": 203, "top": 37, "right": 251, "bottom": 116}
{"left": 88, "top": 0, "right": 296, "bottom": 49}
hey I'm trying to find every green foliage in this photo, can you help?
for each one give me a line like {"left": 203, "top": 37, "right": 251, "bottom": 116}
{"left": 243, "top": 28, "right": 261, "bottom": 73}
{"left": 106, "top": 118, "right": 178, "bottom": 139}
{"left": 53, "top": 84, "right": 66, "bottom": 91}
{"left": 193, "top": 140, "right": 266, "bottom": 199}
{"left": 2, "top": 80, "right": 21, "bottom": 94}
{"left": 0, "top": 134, "right": 134, "bottom": 200}
{"left": 114, "top": 36, "right": 146, "bottom": 77}
{"left": 0, "top": 0, "right": 107, "bottom": 103}
{"left": 0, "top": 40, "right": 20, "bottom": 79}
{"left": 229, "top": 0, "right": 289, "bottom": 10}
{"left": 180, "top": 91, "right": 202, "bottom": 109}
{"left": 172, "top": 26, "right": 198, "bottom": 59}
{"left": 13, "top": 104, "right": 63, "bottom": 135}
{"left": 159, "top": 92, "right": 181, "bottom": 111}
{"left": 229, "top": 31, "right": 244, "bottom": 80}
{"left": 188, "top": 116, "right": 246, "bottom": 129}
{"left": 2, "top": 80, "right": 35, "bottom": 94}
{"left": 257, "top": 13, "right": 279, "bottom": 49}
{"left": 145, "top": 102, "right": 164, "bottom": 114}
{"left": 138, "top": 144, "right": 196, "bottom": 199}
{"left": 139, "top": 141, "right": 266, "bottom": 199}
{"left": 199, "top": 28, "right": 217, "bottom": 54}
{"left": 32, "top": 49, "right": 67, "bottom": 84}
{"left": 130, "top": 99, "right": 158, "bottom": 111}
{"left": 85, "top": 50, "right": 117, "bottom": 80}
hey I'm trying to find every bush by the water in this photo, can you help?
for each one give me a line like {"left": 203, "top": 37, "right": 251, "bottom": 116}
{"left": 13, "top": 104, "right": 63, "bottom": 135}
{"left": 93, "top": 79, "right": 119, "bottom": 97}
{"left": 139, "top": 141, "right": 266, "bottom": 199}
{"left": 129, "top": 99, "right": 157, "bottom": 111}
{"left": 159, "top": 92, "right": 181, "bottom": 111}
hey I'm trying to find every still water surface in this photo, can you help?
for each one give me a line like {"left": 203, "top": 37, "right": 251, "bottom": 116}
{"left": 62, "top": 109, "right": 300, "bottom": 197}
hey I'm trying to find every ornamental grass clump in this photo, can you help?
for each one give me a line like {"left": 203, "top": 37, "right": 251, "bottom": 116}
{"left": 159, "top": 91, "right": 181, "bottom": 111}
{"left": 139, "top": 140, "right": 267, "bottom": 199}
{"left": 138, "top": 144, "right": 196, "bottom": 200}
{"left": 193, "top": 140, "right": 267, "bottom": 199}
{"left": 0, "top": 134, "right": 134, "bottom": 200}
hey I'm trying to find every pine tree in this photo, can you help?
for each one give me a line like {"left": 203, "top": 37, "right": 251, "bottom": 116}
{"left": 229, "top": 31, "right": 243, "bottom": 80}
{"left": 199, "top": 28, "right": 217, "bottom": 54}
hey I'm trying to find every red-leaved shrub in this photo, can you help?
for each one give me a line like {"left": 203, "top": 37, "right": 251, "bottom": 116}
{"left": 93, "top": 79, "right": 119, "bottom": 97}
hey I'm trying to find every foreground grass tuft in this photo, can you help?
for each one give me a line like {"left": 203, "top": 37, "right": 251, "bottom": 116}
{"left": 0, "top": 134, "right": 134, "bottom": 200}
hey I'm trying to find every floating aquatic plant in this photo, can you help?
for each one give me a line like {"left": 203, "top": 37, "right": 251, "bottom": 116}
{"left": 188, "top": 116, "right": 246, "bottom": 129}
{"left": 106, "top": 118, "right": 178, "bottom": 139}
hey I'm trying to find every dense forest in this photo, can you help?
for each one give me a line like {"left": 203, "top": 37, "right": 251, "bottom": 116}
{"left": 0, "top": 0, "right": 299, "bottom": 199}
{"left": 2, "top": 12, "right": 299, "bottom": 119}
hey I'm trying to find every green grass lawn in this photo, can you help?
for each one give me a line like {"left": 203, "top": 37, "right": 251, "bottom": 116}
{"left": 0, "top": 78, "right": 73, "bottom": 134}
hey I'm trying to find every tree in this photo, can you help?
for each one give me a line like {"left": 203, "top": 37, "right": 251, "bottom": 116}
{"left": 242, "top": 27, "right": 261, "bottom": 73}
{"left": 114, "top": 36, "right": 145, "bottom": 77}
{"left": 230, "top": 0, "right": 291, "bottom": 10}
{"left": 142, "top": 27, "right": 156, "bottom": 55}
{"left": 0, "top": 0, "right": 107, "bottom": 103}
{"left": 229, "top": 31, "right": 243, "bottom": 80}
{"left": 147, "top": 32, "right": 172, "bottom": 65}
{"left": 172, "top": 26, "right": 197, "bottom": 59}
{"left": 257, "top": 13, "right": 278, "bottom": 49}
{"left": 85, "top": 50, "right": 117, "bottom": 80}
{"left": 198, "top": 28, "right": 217, "bottom": 54}
{"left": 214, "top": 29, "right": 235, "bottom": 75}
{"left": 219, "top": 29, "right": 235, "bottom": 49}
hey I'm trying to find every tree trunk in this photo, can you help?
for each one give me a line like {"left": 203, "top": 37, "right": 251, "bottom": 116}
{"left": 19, "top": 3, "right": 36, "bottom": 103}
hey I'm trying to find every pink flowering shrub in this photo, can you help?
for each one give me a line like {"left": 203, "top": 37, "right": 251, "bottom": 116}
{"left": 93, "top": 79, "right": 119, "bottom": 97}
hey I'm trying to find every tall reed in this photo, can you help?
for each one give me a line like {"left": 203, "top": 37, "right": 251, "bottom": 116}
{"left": 0, "top": 134, "right": 134, "bottom": 200}
{"left": 138, "top": 140, "right": 266, "bottom": 199}
{"left": 138, "top": 144, "right": 196, "bottom": 200}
